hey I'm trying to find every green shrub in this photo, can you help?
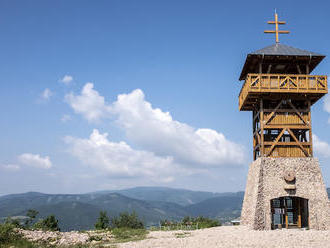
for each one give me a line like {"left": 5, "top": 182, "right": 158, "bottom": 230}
{"left": 94, "top": 211, "right": 110, "bottom": 230}
{"left": 0, "top": 223, "right": 18, "bottom": 243}
{"left": 33, "top": 215, "right": 60, "bottom": 231}
{"left": 5, "top": 217, "right": 22, "bottom": 228}
{"left": 112, "top": 212, "right": 144, "bottom": 229}
{"left": 194, "top": 216, "right": 221, "bottom": 228}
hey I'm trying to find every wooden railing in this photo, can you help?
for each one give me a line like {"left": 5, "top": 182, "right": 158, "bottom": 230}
{"left": 239, "top": 74, "right": 328, "bottom": 109}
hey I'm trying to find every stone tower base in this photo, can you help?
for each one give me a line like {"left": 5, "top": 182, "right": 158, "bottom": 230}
{"left": 241, "top": 157, "right": 330, "bottom": 230}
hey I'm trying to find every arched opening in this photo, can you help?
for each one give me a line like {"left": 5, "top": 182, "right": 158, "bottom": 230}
{"left": 271, "top": 196, "right": 309, "bottom": 229}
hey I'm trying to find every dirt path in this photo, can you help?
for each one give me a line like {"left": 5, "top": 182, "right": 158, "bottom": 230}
{"left": 118, "top": 226, "right": 330, "bottom": 248}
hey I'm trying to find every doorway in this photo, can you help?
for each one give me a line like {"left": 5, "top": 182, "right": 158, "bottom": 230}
{"left": 271, "top": 196, "right": 308, "bottom": 229}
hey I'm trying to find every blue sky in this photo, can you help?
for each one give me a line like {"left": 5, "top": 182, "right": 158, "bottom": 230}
{"left": 1, "top": 0, "right": 330, "bottom": 195}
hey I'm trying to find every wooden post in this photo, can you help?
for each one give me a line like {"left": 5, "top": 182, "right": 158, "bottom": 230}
{"left": 308, "top": 100, "right": 313, "bottom": 156}
{"left": 285, "top": 210, "right": 288, "bottom": 228}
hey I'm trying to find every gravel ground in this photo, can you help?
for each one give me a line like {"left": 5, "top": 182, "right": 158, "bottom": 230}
{"left": 119, "top": 226, "right": 330, "bottom": 248}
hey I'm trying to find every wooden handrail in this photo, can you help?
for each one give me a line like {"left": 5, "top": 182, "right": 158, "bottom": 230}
{"left": 239, "top": 73, "right": 328, "bottom": 110}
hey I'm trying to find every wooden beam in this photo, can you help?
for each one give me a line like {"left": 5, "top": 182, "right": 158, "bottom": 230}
{"left": 264, "top": 141, "right": 311, "bottom": 146}
{"left": 265, "top": 128, "right": 286, "bottom": 157}
{"left": 264, "top": 109, "right": 309, "bottom": 113}
{"left": 264, "top": 100, "right": 283, "bottom": 124}
{"left": 267, "top": 64, "right": 272, "bottom": 74}
{"left": 287, "top": 128, "right": 309, "bottom": 157}
{"left": 264, "top": 124, "right": 309, "bottom": 129}
{"left": 288, "top": 100, "right": 307, "bottom": 125}
{"left": 253, "top": 109, "right": 261, "bottom": 122}
{"left": 308, "top": 100, "right": 313, "bottom": 157}
{"left": 296, "top": 65, "right": 302, "bottom": 74}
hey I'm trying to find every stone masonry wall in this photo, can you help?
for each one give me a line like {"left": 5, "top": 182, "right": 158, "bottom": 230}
{"left": 241, "top": 157, "right": 330, "bottom": 230}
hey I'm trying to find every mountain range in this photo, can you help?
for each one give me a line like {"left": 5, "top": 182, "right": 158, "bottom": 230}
{"left": 0, "top": 187, "right": 328, "bottom": 231}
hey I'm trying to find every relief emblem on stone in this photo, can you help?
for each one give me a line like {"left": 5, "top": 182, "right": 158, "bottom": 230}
{"left": 283, "top": 170, "right": 296, "bottom": 182}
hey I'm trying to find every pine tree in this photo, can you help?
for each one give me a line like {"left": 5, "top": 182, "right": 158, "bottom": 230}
{"left": 94, "top": 211, "right": 110, "bottom": 230}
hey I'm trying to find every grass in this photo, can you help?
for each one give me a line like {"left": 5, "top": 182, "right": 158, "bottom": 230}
{"left": 0, "top": 223, "right": 148, "bottom": 248}
{"left": 174, "top": 231, "right": 191, "bottom": 239}
{"left": 111, "top": 228, "right": 148, "bottom": 243}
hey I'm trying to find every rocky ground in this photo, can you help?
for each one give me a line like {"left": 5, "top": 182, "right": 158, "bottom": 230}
{"left": 18, "top": 229, "right": 113, "bottom": 246}
{"left": 119, "top": 226, "right": 330, "bottom": 248}
{"left": 18, "top": 226, "right": 330, "bottom": 247}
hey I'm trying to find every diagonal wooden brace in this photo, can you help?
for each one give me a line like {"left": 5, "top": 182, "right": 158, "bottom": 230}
{"left": 265, "top": 128, "right": 286, "bottom": 157}
{"left": 264, "top": 100, "right": 284, "bottom": 124}
{"left": 288, "top": 100, "right": 307, "bottom": 125}
{"left": 287, "top": 128, "right": 309, "bottom": 157}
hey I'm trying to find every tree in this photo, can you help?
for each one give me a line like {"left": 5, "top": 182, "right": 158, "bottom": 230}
{"left": 112, "top": 212, "right": 144, "bottom": 229}
{"left": 25, "top": 209, "right": 39, "bottom": 227}
{"left": 95, "top": 211, "right": 110, "bottom": 230}
{"left": 34, "top": 215, "right": 60, "bottom": 231}
{"left": 4, "top": 217, "right": 21, "bottom": 228}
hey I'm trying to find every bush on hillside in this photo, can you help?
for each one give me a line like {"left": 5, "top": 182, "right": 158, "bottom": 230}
{"left": 94, "top": 211, "right": 110, "bottom": 230}
{"left": 112, "top": 212, "right": 144, "bottom": 229}
{"left": 5, "top": 217, "right": 22, "bottom": 228}
{"left": 33, "top": 215, "right": 60, "bottom": 231}
{"left": 0, "top": 223, "right": 20, "bottom": 244}
{"left": 193, "top": 216, "right": 221, "bottom": 228}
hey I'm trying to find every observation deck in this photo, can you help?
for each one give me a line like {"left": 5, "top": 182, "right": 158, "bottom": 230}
{"left": 239, "top": 73, "right": 328, "bottom": 111}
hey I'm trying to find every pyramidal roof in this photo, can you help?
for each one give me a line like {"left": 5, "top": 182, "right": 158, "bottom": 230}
{"left": 250, "top": 43, "right": 324, "bottom": 57}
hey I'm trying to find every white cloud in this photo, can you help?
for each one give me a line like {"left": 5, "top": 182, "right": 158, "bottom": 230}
{"left": 65, "top": 83, "right": 111, "bottom": 122}
{"left": 18, "top": 153, "right": 52, "bottom": 169}
{"left": 1, "top": 164, "right": 20, "bottom": 171}
{"left": 59, "top": 75, "right": 73, "bottom": 85}
{"left": 61, "top": 114, "right": 72, "bottom": 122}
{"left": 324, "top": 95, "right": 330, "bottom": 113}
{"left": 65, "top": 129, "right": 177, "bottom": 181}
{"left": 313, "top": 134, "right": 330, "bottom": 158}
{"left": 324, "top": 95, "right": 330, "bottom": 125}
{"left": 112, "top": 89, "right": 245, "bottom": 166}
{"left": 66, "top": 84, "right": 245, "bottom": 167}
{"left": 41, "top": 88, "right": 53, "bottom": 100}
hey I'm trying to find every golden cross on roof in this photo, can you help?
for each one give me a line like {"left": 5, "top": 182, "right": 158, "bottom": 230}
{"left": 264, "top": 12, "right": 290, "bottom": 43}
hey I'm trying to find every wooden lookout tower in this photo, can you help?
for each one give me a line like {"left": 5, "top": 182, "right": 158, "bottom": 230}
{"left": 240, "top": 13, "right": 330, "bottom": 230}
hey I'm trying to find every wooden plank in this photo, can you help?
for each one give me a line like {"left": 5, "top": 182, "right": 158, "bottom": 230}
{"left": 264, "top": 109, "right": 309, "bottom": 113}
{"left": 265, "top": 128, "right": 286, "bottom": 157}
{"left": 308, "top": 100, "right": 313, "bottom": 157}
{"left": 264, "top": 100, "right": 283, "bottom": 124}
{"left": 288, "top": 101, "right": 307, "bottom": 125}
{"left": 253, "top": 109, "right": 260, "bottom": 122}
{"left": 287, "top": 128, "right": 309, "bottom": 157}
{"left": 260, "top": 99, "right": 264, "bottom": 156}
{"left": 264, "top": 141, "right": 311, "bottom": 146}
{"left": 264, "top": 124, "right": 309, "bottom": 129}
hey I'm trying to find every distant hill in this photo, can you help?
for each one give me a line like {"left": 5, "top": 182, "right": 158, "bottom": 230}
{"left": 0, "top": 191, "right": 189, "bottom": 231}
{"left": 185, "top": 192, "right": 244, "bottom": 223}
{"left": 93, "top": 187, "right": 225, "bottom": 206}
{"left": 0, "top": 187, "right": 328, "bottom": 231}
{"left": 23, "top": 201, "right": 101, "bottom": 231}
